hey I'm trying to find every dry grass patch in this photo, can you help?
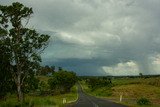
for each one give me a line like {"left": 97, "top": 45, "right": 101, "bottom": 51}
{"left": 112, "top": 84, "right": 160, "bottom": 99}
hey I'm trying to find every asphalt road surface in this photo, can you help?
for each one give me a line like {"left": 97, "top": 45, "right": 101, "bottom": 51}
{"left": 73, "top": 84, "right": 127, "bottom": 107}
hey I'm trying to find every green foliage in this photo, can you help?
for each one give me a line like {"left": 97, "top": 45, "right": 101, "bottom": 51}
{"left": 0, "top": 65, "right": 12, "bottom": 98}
{"left": 38, "top": 65, "right": 54, "bottom": 76}
{"left": 31, "top": 98, "right": 55, "bottom": 106}
{"left": 139, "top": 73, "right": 143, "bottom": 78}
{"left": 48, "top": 76, "right": 57, "bottom": 90}
{"left": 137, "top": 98, "right": 151, "bottom": 105}
{"left": 0, "top": 100, "right": 33, "bottom": 107}
{"left": 37, "top": 81, "right": 49, "bottom": 95}
{"left": 86, "top": 77, "right": 112, "bottom": 91}
{"left": 0, "top": 90, "right": 78, "bottom": 107}
{"left": 112, "top": 78, "right": 142, "bottom": 86}
{"left": 80, "top": 80, "right": 112, "bottom": 97}
{"left": 90, "top": 87, "right": 112, "bottom": 97}
{"left": 0, "top": 36, "right": 15, "bottom": 98}
{"left": 48, "top": 70, "right": 77, "bottom": 94}
{"left": 22, "top": 76, "right": 39, "bottom": 93}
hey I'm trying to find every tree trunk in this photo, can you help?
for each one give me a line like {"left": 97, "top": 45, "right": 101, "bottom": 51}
{"left": 17, "top": 74, "right": 23, "bottom": 103}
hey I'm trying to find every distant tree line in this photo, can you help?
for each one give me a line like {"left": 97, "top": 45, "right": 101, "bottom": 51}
{"left": 86, "top": 77, "right": 112, "bottom": 91}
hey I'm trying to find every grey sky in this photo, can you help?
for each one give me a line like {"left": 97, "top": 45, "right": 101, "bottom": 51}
{"left": 1, "top": 0, "right": 160, "bottom": 75}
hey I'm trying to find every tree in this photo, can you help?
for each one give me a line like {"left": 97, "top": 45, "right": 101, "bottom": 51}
{"left": 48, "top": 70, "right": 77, "bottom": 93}
{"left": 0, "top": 2, "right": 50, "bottom": 102}
{"left": 139, "top": 73, "right": 143, "bottom": 78}
{"left": 58, "top": 67, "right": 63, "bottom": 71}
{"left": 51, "top": 65, "right": 55, "bottom": 72}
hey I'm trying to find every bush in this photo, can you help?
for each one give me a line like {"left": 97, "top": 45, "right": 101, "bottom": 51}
{"left": 137, "top": 97, "right": 151, "bottom": 105}
{"left": 38, "top": 81, "right": 49, "bottom": 95}
{"left": 48, "top": 71, "right": 77, "bottom": 94}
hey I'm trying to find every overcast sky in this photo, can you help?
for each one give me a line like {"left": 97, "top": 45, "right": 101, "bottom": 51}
{"left": 1, "top": 0, "right": 160, "bottom": 76}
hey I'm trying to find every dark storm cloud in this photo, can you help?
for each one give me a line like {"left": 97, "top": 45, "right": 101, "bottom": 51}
{"left": 1, "top": 0, "right": 160, "bottom": 75}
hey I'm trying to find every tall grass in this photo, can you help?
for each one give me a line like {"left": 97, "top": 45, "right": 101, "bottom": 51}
{"left": 112, "top": 77, "right": 160, "bottom": 87}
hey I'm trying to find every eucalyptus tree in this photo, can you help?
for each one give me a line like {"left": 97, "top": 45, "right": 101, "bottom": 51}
{"left": 0, "top": 2, "right": 50, "bottom": 102}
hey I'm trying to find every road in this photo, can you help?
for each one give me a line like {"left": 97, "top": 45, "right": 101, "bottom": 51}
{"left": 73, "top": 84, "right": 127, "bottom": 107}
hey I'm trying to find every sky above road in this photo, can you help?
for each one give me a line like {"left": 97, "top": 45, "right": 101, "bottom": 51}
{"left": 1, "top": 0, "right": 160, "bottom": 76}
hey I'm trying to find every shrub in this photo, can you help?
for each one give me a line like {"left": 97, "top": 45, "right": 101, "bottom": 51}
{"left": 48, "top": 71, "right": 77, "bottom": 93}
{"left": 137, "top": 97, "right": 151, "bottom": 105}
{"left": 38, "top": 81, "right": 49, "bottom": 95}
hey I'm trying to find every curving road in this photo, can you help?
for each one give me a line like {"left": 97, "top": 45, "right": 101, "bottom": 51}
{"left": 73, "top": 84, "right": 127, "bottom": 107}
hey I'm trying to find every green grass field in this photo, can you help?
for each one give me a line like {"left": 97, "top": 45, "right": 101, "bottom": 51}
{"left": 80, "top": 77, "right": 160, "bottom": 107}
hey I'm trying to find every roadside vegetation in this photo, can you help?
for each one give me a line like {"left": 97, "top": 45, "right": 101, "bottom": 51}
{"left": 0, "top": 85, "right": 78, "bottom": 107}
{"left": 80, "top": 76, "right": 160, "bottom": 107}
{"left": 0, "top": 70, "right": 78, "bottom": 107}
